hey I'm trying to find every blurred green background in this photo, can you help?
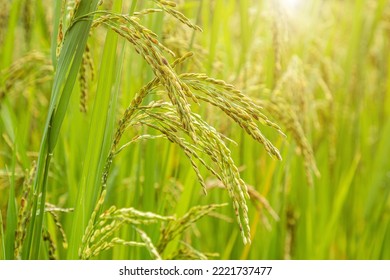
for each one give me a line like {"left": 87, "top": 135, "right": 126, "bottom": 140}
{"left": 1, "top": 0, "right": 390, "bottom": 259}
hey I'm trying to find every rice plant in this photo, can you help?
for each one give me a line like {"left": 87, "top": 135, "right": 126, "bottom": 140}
{"left": 1, "top": 0, "right": 389, "bottom": 260}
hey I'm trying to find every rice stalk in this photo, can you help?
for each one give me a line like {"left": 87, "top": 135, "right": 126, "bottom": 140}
{"left": 0, "top": 0, "right": 389, "bottom": 261}
{"left": 123, "top": 102, "right": 252, "bottom": 242}
{"left": 170, "top": 241, "right": 217, "bottom": 260}
{"left": 180, "top": 73, "right": 284, "bottom": 159}
{"left": 79, "top": 190, "right": 174, "bottom": 259}
{"left": 79, "top": 44, "right": 94, "bottom": 113}
{"left": 256, "top": 57, "right": 320, "bottom": 185}
{"left": 42, "top": 228, "right": 56, "bottom": 260}
{"left": 6, "top": 0, "right": 285, "bottom": 259}
{"left": 134, "top": 227, "right": 161, "bottom": 260}
{"left": 56, "top": 0, "right": 67, "bottom": 58}
{"left": 206, "top": 178, "right": 279, "bottom": 230}
{"left": 14, "top": 163, "right": 36, "bottom": 259}
{"left": 84, "top": 11, "right": 199, "bottom": 140}
{"left": 158, "top": 203, "right": 227, "bottom": 253}
{"left": 94, "top": 46, "right": 283, "bottom": 244}
{"left": 45, "top": 204, "right": 72, "bottom": 249}
{"left": 0, "top": 51, "right": 53, "bottom": 107}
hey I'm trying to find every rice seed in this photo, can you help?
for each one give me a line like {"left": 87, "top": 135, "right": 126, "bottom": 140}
{"left": 134, "top": 227, "right": 161, "bottom": 260}
{"left": 42, "top": 228, "right": 56, "bottom": 260}
{"left": 45, "top": 205, "right": 70, "bottom": 249}
{"left": 79, "top": 44, "right": 94, "bottom": 113}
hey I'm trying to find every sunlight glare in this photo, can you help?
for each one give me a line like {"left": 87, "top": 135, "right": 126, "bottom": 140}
{"left": 280, "top": 0, "right": 301, "bottom": 12}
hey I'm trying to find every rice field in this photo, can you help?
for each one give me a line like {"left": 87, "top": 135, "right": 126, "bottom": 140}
{"left": 0, "top": 0, "right": 390, "bottom": 260}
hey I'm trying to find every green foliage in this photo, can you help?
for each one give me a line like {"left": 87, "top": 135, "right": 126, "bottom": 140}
{"left": 1, "top": 0, "right": 390, "bottom": 260}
